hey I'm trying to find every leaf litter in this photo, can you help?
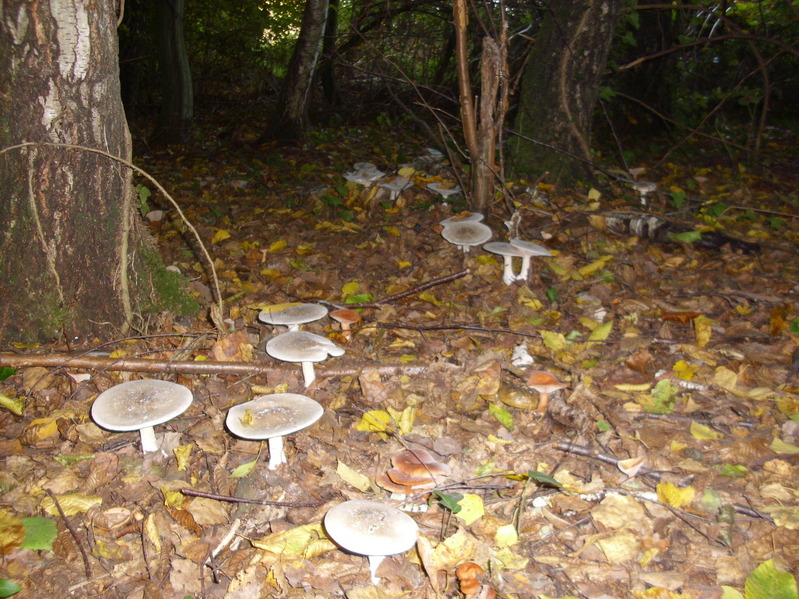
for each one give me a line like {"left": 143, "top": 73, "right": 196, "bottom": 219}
{"left": 1, "top": 123, "right": 798, "bottom": 599}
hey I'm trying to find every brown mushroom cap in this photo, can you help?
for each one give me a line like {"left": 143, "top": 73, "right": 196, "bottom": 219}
{"left": 524, "top": 370, "right": 567, "bottom": 394}
{"left": 391, "top": 448, "right": 451, "bottom": 478}
{"left": 329, "top": 309, "right": 362, "bottom": 329}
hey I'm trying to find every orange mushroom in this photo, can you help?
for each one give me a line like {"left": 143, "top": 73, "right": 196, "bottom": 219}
{"left": 524, "top": 370, "right": 567, "bottom": 414}
{"left": 329, "top": 308, "right": 362, "bottom": 339}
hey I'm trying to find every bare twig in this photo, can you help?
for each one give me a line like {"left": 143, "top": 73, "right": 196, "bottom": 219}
{"left": 180, "top": 488, "right": 330, "bottom": 508}
{"left": 345, "top": 269, "right": 469, "bottom": 309}
{"left": 46, "top": 489, "right": 92, "bottom": 579}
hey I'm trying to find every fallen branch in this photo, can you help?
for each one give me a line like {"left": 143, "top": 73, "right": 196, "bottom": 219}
{"left": 345, "top": 269, "right": 469, "bottom": 309}
{"left": 180, "top": 488, "right": 329, "bottom": 508}
{"left": 0, "top": 353, "right": 456, "bottom": 377}
{"left": 46, "top": 488, "right": 92, "bottom": 579}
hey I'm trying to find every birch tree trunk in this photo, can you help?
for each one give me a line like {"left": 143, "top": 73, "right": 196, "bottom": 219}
{"left": 0, "top": 0, "right": 150, "bottom": 343}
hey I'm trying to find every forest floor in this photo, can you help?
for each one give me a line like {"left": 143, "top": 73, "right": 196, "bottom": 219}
{"left": 1, "top": 113, "right": 799, "bottom": 599}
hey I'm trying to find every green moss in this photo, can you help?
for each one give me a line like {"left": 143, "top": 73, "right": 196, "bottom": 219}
{"left": 139, "top": 245, "right": 199, "bottom": 317}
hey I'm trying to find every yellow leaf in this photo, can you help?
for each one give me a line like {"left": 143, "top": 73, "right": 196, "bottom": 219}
{"left": 578, "top": 256, "right": 611, "bottom": 278}
{"left": 384, "top": 226, "right": 400, "bottom": 236}
{"left": 253, "top": 302, "right": 301, "bottom": 313}
{"left": 673, "top": 360, "right": 698, "bottom": 381}
{"left": 26, "top": 417, "right": 59, "bottom": 441}
{"left": 144, "top": 514, "right": 161, "bottom": 552}
{"left": 690, "top": 420, "right": 723, "bottom": 440}
{"left": 713, "top": 366, "right": 738, "bottom": 390}
{"left": 693, "top": 314, "right": 713, "bottom": 347}
{"left": 173, "top": 444, "right": 193, "bottom": 472}
{"left": 656, "top": 482, "right": 695, "bottom": 509}
{"left": 761, "top": 504, "right": 799, "bottom": 530}
{"left": 397, "top": 260, "right": 412, "bottom": 269}
{"left": 341, "top": 281, "right": 360, "bottom": 296}
{"left": 418, "top": 292, "right": 441, "bottom": 306}
{"left": 355, "top": 410, "right": 392, "bottom": 434}
{"left": 296, "top": 244, "right": 314, "bottom": 255}
{"left": 588, "top": 188, "right": 602, "bottom": 201}
{"left": 770, "top": 437, "right": 799, "bottom": 455}
{"left": 614, "top": 383, "right": 652, "bottom": 392}
{"left": 540, "top": 330, "right": 567, "bottom": 352}
{"left": 397, "top": 166, "right": 416, "bottom": 178}
{"left": 588, "top": 321, "right": 613, "bottom": 341}
{"left": 494, "top": 524, "right": 518, "bottom": 548}
{"left": 336, "top": 460, "right": 372, "bottom": 492}
{"left": 211, "top": 229, "right": 231, "bottom": 244}
{"left": 0, "top": 509, "right": 25, "bottom": 555}
{"left": 268, "top": 240, "right": 287, "bottom": 253}
{"left": 386, "top": 405, "right": 415, "bottom": 435}
{"left": 253, "top": 522, "right": 336, "bottom": 558}
{"left": 454, "top": 494, "right": 484, "bottom": 525}
{"left": 41, "top": 493, "right": 102, "bottom": 516}
{"left": 432, "top": 529, "right": 477, "bottom": 569}
{"left": 518, "top": 296, "right": 543, "bottom": 310}
{"left": 0, "top": 393, "right": 24, "bottom": 416}
{"left": 162, "top": 488, "right": 185, "bottom": 509}
{"left": 493, "top": 546, "right": 530, "bottom": 569}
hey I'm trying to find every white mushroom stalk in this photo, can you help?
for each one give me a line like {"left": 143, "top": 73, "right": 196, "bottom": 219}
{"left": 266, "top": 331, "right": 345, "bottom": 387}
{"left": 226, "top": 393, "right": 323, "bottom": 470}
{"left": 91, "top": 379, "right": 193, "bottom": 455}
{"left": 509, "top": 238, "right": 552, "bottom": 282}
{"left": 483, "top": 241, "right": 526, "bottom": 285}
{"left": 377, "top": 176, "right": 413, "bottom": 201}
{"left": 324, "top": 500, "right": 419, "bottom": 585}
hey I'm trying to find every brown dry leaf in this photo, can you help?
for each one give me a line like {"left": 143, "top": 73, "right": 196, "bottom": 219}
{"left": 0, "top": 510, "right": 25, "bottom": 555}
{"left": 210, "top": 331, "right": 253, "bottom": 361}
{"left": 185, "top": 496, "right": 229, "bottom": 526}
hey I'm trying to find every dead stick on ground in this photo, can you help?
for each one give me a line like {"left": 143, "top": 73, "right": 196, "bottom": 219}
{"left": 0, "top": 353, "right": 455, "bottom": 377}
{"left": 345, "top": 269, "right": 469, "bottom": 309}
{"left": 46, "top": 488, "right": 92, "bottom": 579}
{"left": 180, "top": 488, "right": 330, "bottom": 508}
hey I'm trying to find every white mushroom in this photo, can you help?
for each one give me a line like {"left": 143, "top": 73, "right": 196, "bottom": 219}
{"left": 427, "top": 182, "right": 461, "bottom": 199}
{"left": 439, "top": 212, "right": 484, "bottom": 226}
{"left": 266, "top": 331, "right": 344, "bottom": 387}
{"left": 344, "top": 163, "right": 385, "bottom": 186}
{"left": 441, "top": 221, "right": 492, "bottom": 253}
{"left": 377, "top": 176, "right": 412, "bottom": 201}
{"left": 324, "top": 500, "right": 419, "bottom": 584}
{"left": 483, "top": 241, "right": 527, "bottom": 285}
{"left": 258, "top": 303, "right": 328, "bottom": 332}
{"left": 91, "top": 379, "right": 193, "bottom": 455}
{"left": 509, "top": 238, "right": 552, "bottom": 281}
{"left": 631, "top": 181, "right": 658, "bottom": 207}
{"left": 226, "top": 393, "right": 323, "bottom": 470}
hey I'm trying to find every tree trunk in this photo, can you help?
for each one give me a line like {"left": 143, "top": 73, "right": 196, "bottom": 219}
{"left": 320, "top": 0, "right": 341, "bottom": 106}
{"left": 150, "top": 0, "right": 193, "bottom": 145}
{"left": 265, "top": 0, "right": 329, "bottom": 141}
{"left": 510, "top": 0, "right": 622, "bottom": 182}
{"left": 0, "top": 0, "right": 146, "bottom": 343}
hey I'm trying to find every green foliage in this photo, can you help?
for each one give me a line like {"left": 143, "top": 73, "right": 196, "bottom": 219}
{"left": 139, "top": 246, "right": 199, "bottom": 318}
{"left": 744, "top": 559, "right": 798, "bottom": 599}
{"left": 136, "top": 184, "right": 152, "bottom": 218}
{"left": 19, "top": 517, "right": 57, "bottom": 551}
{"left": 0, "top": 580, "right": 21, "bottom": 598}
{"left": 430, "top": 490, "right": 463, "bottom": 514}
{"left": 0, "top": 367, "right": 14, "bottom": 382}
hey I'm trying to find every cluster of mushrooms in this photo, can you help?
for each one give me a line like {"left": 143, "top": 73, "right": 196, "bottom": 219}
{"left": 88, "top": 212, "right": 564, "bottom": 585}
{"left": 90, "top": 304, "right": 426, "bottom": 584}
{"left": 440, "top": 212, "right": 553, "bottom": 285}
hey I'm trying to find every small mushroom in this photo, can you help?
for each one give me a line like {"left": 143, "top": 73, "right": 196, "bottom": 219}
{"left": 525, "top": 370, "right": 568, "bottom": 414}
{"left": 631, "top": 181, "right": 658, "bottom": 207}
{"left": 266, "top": 330, "right": 345, "bottom": 387}
{"left": 91, "top": 379, "right": 193, "bottom": 454}
{"left": 483, "top": 242, "right": 527, "bottom": 285}
{"left": 427, "top": 182, "right": 461, "bottom": 199}
{"left": 258, "top": 303, "right": 328, "bottom": 331}
{"left": 329, "top": 308, "right": 362, "bottom": 339}
{"left": 377, "top": 176, "right": 413, "bottom": 201}
{"left": 324, "top": 500, "right": 419, "bottom": 584}
{"left": 441, "top": 221, "right": 492, "bottom": 253}
{"left": 226, "top": 393, "right": 323, "bottom": 470}
{"left": 377, "top": 448, "right": 451, "bottom": 496}
{"left": 344, "top": 163, "right": 385, "bottom": 186}
{"left": 508, "top": 239, "right": 552, "bottom": 282}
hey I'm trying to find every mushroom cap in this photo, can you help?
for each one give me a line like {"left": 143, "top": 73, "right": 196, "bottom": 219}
{"left": 427, "top": 182, "right": 461, "bottom": 199}
{"left": 329, "top": 308, "right": 362, "bottom": 327}
{"left": 509, "top": 239, "right": 552, "bottom": 257}
{"left": 266, "top": 330, "right": 345, "bottom": 363}
{"left": 377, "top": 176, "right": 412, "bottom": 193}
{"left": 524, "top": 370, "right": 567, "bottom": 393}
{"left": 440, "top": 212, "right": 484, "bottom": 226}
{"left": 91, "top": 379, "right": 193, "bottom": 432}
{"left": 631, "top": 181, "right": 658, "bottom": 194}
{"left": 353, "top": 162, "right": 381, "bottom": 172}
{"left": 324, "top": 500, "right": 418, "bottom": 557}
{"left": 391, "top": 448, "right": 451, "bottom": 478}
{"left": 258, "top": 303, "right": 328, "bottom": 328}
{"left": 483, "top": 241, "right": 526, "bottom": 258}
{"left": 226, "top": 393, "right": 323, "bottom": 440}
{"left": 441, "top": 221, "right": 492, "bottom": 247}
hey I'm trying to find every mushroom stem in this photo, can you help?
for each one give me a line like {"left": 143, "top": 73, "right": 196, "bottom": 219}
{"left": 267, "top": 436, "right": 286, "bottom": 470}
{"left": 367, "top": 554, "right": 386, "bottom": 585}
{"left": 139, "top": 426, "right": 159, "bottom": 453}
{"left": 536, "top": 392, "right": 550, "bottom": 414}
{"left": 301, "top": 361, "right": 316, "bottom": 387}
{"left": 518, "top": 256, "right": 532, "bottom": 282}
{"left": 501, "top": 257, "right": 518, "bottom": 285}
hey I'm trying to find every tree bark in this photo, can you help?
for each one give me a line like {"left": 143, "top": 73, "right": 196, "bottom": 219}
{"left": 0, "top": 0, "right": 147, "bottom": 343}
{"left": 265, "top": 0, "right": 330, "bottom": 141}
{"left": 510, "top": 0, "right": 622, "bottom": 183}
{"left": 150, "top": 0, "right": 193, "bottom": 145}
